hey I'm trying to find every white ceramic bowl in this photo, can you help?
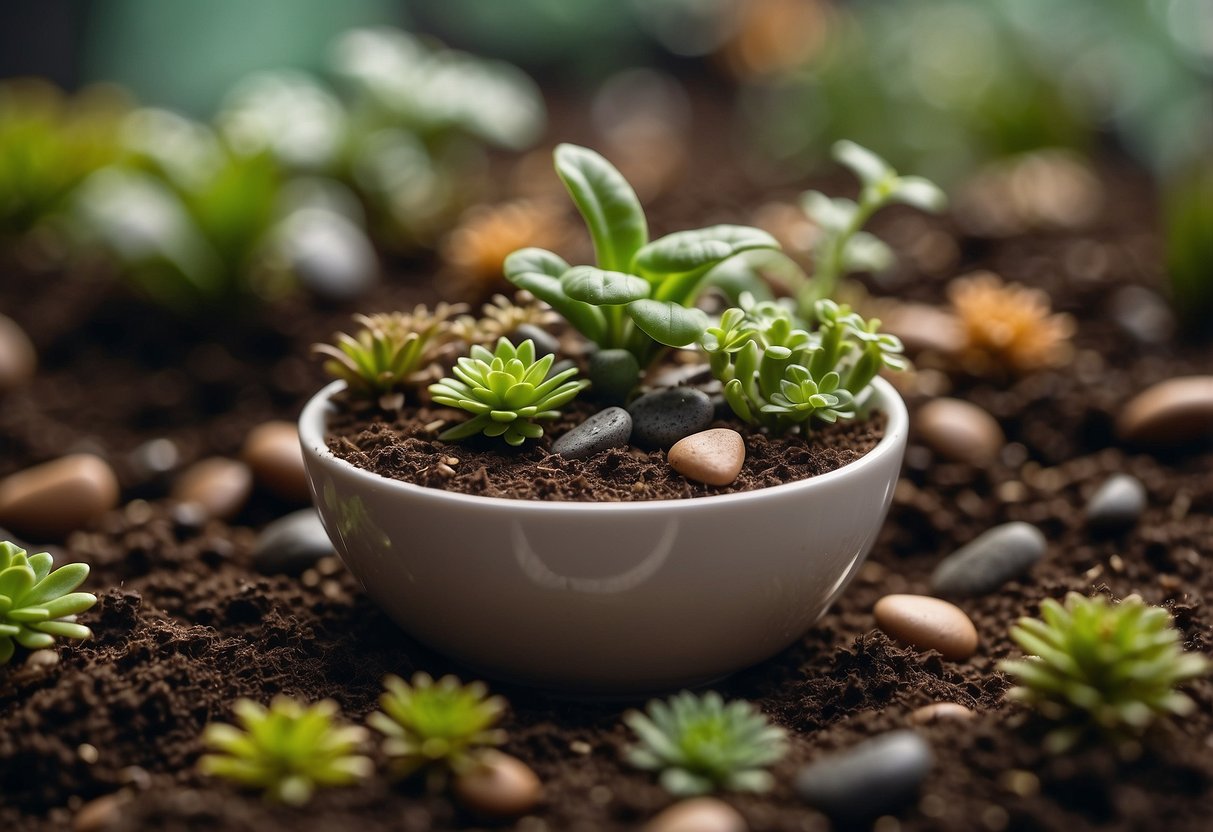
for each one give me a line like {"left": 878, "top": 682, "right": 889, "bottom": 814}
{"left": 300, "top": 378, "right": 907, "bottom": 695}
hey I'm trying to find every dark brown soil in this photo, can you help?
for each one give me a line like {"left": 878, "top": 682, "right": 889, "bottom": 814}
{"left": 326, "top": 400, "right": 886, "bottom": 501}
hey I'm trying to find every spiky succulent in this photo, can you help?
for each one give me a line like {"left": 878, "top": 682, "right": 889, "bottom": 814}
{"left": 429, "top": 337, "right": 587, "bottom": 446}
{"left": 315, "top": 303, "right": 466, "bottom": 408}
{"left": 199, "top": 697, "right": 372, "bottom": 805}
{"left": 624, "top": 691, "right": 788, "bottom": 796}
{"left": 703, "top": 297, "right": 904, "bottom": 434}
{"left": 451, "top": 292, "right": 560, "bottom": 346}
{"left": 0, "top": 541, "right": 96, "bottom": 665}
{"left": 368, "top": 672, "right": 506, "bottom": 781}
{"left": 999, "top": 592, "right": 1212, "bottom": 753}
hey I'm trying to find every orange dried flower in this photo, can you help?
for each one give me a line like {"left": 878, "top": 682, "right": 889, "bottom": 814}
{"left": 948, "top": 271, "right": 1074, "bottom": 374}
{"left": 440, "top": 200, "right": 567, "bottom": 295}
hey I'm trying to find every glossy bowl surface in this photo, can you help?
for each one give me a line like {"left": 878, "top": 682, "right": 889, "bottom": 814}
{"left": 300, "top": 378, "right": 907, "bottom": 694}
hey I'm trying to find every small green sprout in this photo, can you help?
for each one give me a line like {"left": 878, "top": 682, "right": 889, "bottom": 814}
{"left": 504, "top": 144, "right": 779, "bottom": 380}
{"left": 199, "top": 697, "right": 373, "bottom": 806}
{"left": 0, "top": 541, "right": 96, "bottom": 665}
{"left": 799, "top": 141, "right": 946, "bottom": 314}
{"left": 367, "top": 672, "right": 506, "bottom": 781}
{"left": 999, "top": 592, "right": 1212, "bottom": 753}
{"left": 624, "top": 691, "right": 788, "bottom": 796}
{"left": 315, "top": 303, "right": 466, "bottom": 409}
{"left": 429, "top": 337, "right": 588, "bottom": 446}
{"left": 702, "top": 297, "right": 905, "bottom": 434}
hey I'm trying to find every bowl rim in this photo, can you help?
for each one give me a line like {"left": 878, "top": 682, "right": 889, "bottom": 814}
{"left": 299, "top": 375, "right": 908, "bottom": 514}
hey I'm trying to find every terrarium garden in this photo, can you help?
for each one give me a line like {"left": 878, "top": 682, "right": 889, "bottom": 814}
{"left": 1, "top": 2, "right": 1211, "bottom": 830}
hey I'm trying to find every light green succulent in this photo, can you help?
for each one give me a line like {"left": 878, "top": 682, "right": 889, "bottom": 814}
{"left": 199, "top": 697, "right": 373, "bottom": 805}
{"left": 0, "top": 541, "right": 96, "bottom": 665}
{"left": 703, "top": 297, "right": 903, "bottom": 434}
{"left": 624, "top": 691, "right": 788, "bottom": 796}
{"left": 368, "top": 672, "right": 506, "bottom": 780}
{"left": 429, "top": 337, "right": 588, "bottom": 446}
{"left": 1000, "top": 592, "right": 1212, "bottom": 753}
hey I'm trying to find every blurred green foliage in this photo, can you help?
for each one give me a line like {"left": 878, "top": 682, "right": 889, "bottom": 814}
{"left": 1165, "top": 161, "right": 1213, "bottom": 333}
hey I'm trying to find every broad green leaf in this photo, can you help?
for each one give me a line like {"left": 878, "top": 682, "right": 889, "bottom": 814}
{"left": 800, "top": 191, "right": 856, "bottom": 234}
{"left": 625, "top": 300, "right": 709, "bottom": 347}
{"left": 634, "top": 225, "right": 779, "bottom": 277}
{"left": 560, "top": 266, "right": 650, "bottom": 306}
{"left": 24, "top": 563, "right": 90, "bottom": 607}
{"left": 503, "top": 248, "right": 606, "bottom": 341}
{"left": 832, "top": 140, "right": 894, "bottom": 187}
{"left": 503, "top": 247, "right": 568, "bottom": 281}
{"left": 553, "top": 144, "right": 648, "bottom": 272}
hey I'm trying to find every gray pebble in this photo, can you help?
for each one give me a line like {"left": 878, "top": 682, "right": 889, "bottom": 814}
{"left": 1086, "top": 474, "right": 1147, "bottom": 534}
{"left": 513, "top": 324, "right": 560, "bottom": 358}
{"left": 796, "top": 730, "right": 933, "bottom": 823}
{"left": 931, "top": 521, "right": 1046, "bottom": 597}
{"left": 552, "top": 408, "right": 632, "bottom": 460}
{"left": 253, "top": 509, "right": 335, "bottom": 575}
{"left": 589, "top": 349, "right": 640, "bottom": 403}
{"left": 286, "top": 211, "right": 378, "bottom": 301}
{"left": 628, "top": 387, "right": 715, "bottom": 449}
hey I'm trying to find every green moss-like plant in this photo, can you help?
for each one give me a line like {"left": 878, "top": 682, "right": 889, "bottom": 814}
{"left": 367, "top": 672, "right": 506, "bottom": 781}
{"left": 999, "top": 592, "right": 1212, "bottom": 753}
{"left": 199, "top": 697, "right": 373, "bottom": 806}
{"left": 624, "top": 690, "right": 788, "bottom": 796}
{"left": 0, "top": 541, "right": 96, "bottom": 665}
{"left": 315, "top": 304, "right": 466, "bottom": 409}
{"left": 429, "top": 337, "right": 587, "bottom": 446}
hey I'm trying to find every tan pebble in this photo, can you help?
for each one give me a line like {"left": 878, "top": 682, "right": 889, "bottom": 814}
{"left": 0, "top": 313, "right": 36, "bottom": 392}
{"left": 1117, "top": 376, "right": 1213, "bottom": 447}
{"left": 25, "top": 649, "right": 60, "bottom": 669}
{"left": 917, "top": 398, "right": 1004, "bottom": 466}
{"left": 171, "top": 458, "right": 252, "bottom": 521}
{"left": 643, "top": 797, "right": 747, "bottom": 832}
{"left": 874, "top": 594, "right": 979, "bottom": 660}
{"left": 0, "top": 454, "right": 119, "bottom": 539}
{"left": 881, "top": 304, "right": 965, "bottom": 355}
{"left": 453, "top": 751, "right": 542, "bottom": 818}
{"left": 73, "top": 792, "right": 126, "bottom": 832}
{"left": 668, "top": 429, "right": 745, "bottom": 486}
{"left": 908, "top": 702, "right": 974, "bottom": 725}
{"left": 241, "top": 421, "right": 309, "bottom": 503}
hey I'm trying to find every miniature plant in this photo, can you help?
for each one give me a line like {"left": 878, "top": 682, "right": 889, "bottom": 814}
{"left": 624, "top": 690, "right": 788, "bottom": 796}
{"left": 429, "top": 337, "right": 587, "bottom": 446}
{"left": 315, "top": 303, "right": 466, "bottom": 409}
{"left": 948, "top": 271, "right": 1073, "bottom": 374}
{"left": 999, "top": 592, "right": 1211, "bottom": 753}
{"left": 200, "top": 697, "right": 372, "bottom": 805}
{"left": 452, "top": 292, "right": 559, "bottom": 346}
{"left": 368, "top": 672, "right": 506, "bottom": 782}
{"left": 702, "top": 297, "right": 905, "bottom": 434}
{"left": 504, "top": 144, "right": 779, "bottom": 380}
{"left": 797, "top": 141, "right": 946, "bottom": 314}
{"left": 0, "top": 541, "right": 96, "bottom": 665}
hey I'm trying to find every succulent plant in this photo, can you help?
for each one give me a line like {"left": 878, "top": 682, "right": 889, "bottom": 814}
{"left": 948, "top": 271, "right": 1074, "bottom": 374}
{"left": 429, "top": 337, "right": 587, "bottom": 446}
{"left": 624, "top": 690, "right": 788, "bottom": 796}
{"left": 199, "top": 697, "right": 373, "bottom": 805}
{"left": 703, "top": 297, "right": 904, "bottom": 434}
{"left": 452, "top": 292, "right": 560, "bottom": 346}
{"left": 368, "top": 672, "right": 507, "bottom": 781}
{"left": 999, "top": 592, "right": 1212, "bottom": 753}
{"left": 315, "top": 303, "right": 466, "bottom": 409}
{"left": 0, "top": 541, "right": 96, "bottom": 665}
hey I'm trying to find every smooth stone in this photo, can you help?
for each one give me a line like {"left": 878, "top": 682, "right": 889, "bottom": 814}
{"left": 628, "top": 387, "right": 715, "bottom": 449}
{"left": 1117, "top": 376, "right": 1213, "bottom": 447}
{"left": 552, "top": 407, "right": 633, "bottom": 460}
{"left": 643, "top": 797, "right": 747, "bottom": 832}
{"left": 1085, "top": 474, "right": 1147, "bottom": 533}
{"left": 1110, "top": 285, "right": 1175, "bottom": 345}
{"left": 908, "top": 702, "right": 974, "bottom": 725}
{"left": 795, "top": 730, "right": 933, "bottom": 823}
{"left": 930, "top": 521, "right": 1046, "bottom": 597}
{"left": 452, "top": 751, "right": 542, "bottom": 818}
{"left": 668, "top": 429, "right": 745, "bottom": 486}
{"left": 589, "top": 349, "right": 641, "bottom": 403}
{"left": 288, "top": 211, "right": 378, "bottom": 301}
{"left": 73, "top": 792, "right": 127, "bottom": 832}
{"left": 874, "top": 594, "right": 979, "bottom": 660}
{"left": 242, "top": 421, "right": 310, "bottom": 503}
{"left": 171, "top": 457, "right": 252, "bottom": 521}
{"left": 127, "top": 438, "right": 180, "bottom": 483}
{"left": 514, "top": 324, "right": 560, "bottom": 358}
{"left": 0, "top": 313, "right": 36, "bottom": 393}
{"left": 0, "top": 454, "right": 120, "bottom": 540}
{"left": 881, "top": 303, "right": 965, "bottom": 355}
{"left": 253, "top": 509, "right": 334, "bottom": 575}
{"left": 916, "top": 398, "right": 1005, "bottom": 466}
